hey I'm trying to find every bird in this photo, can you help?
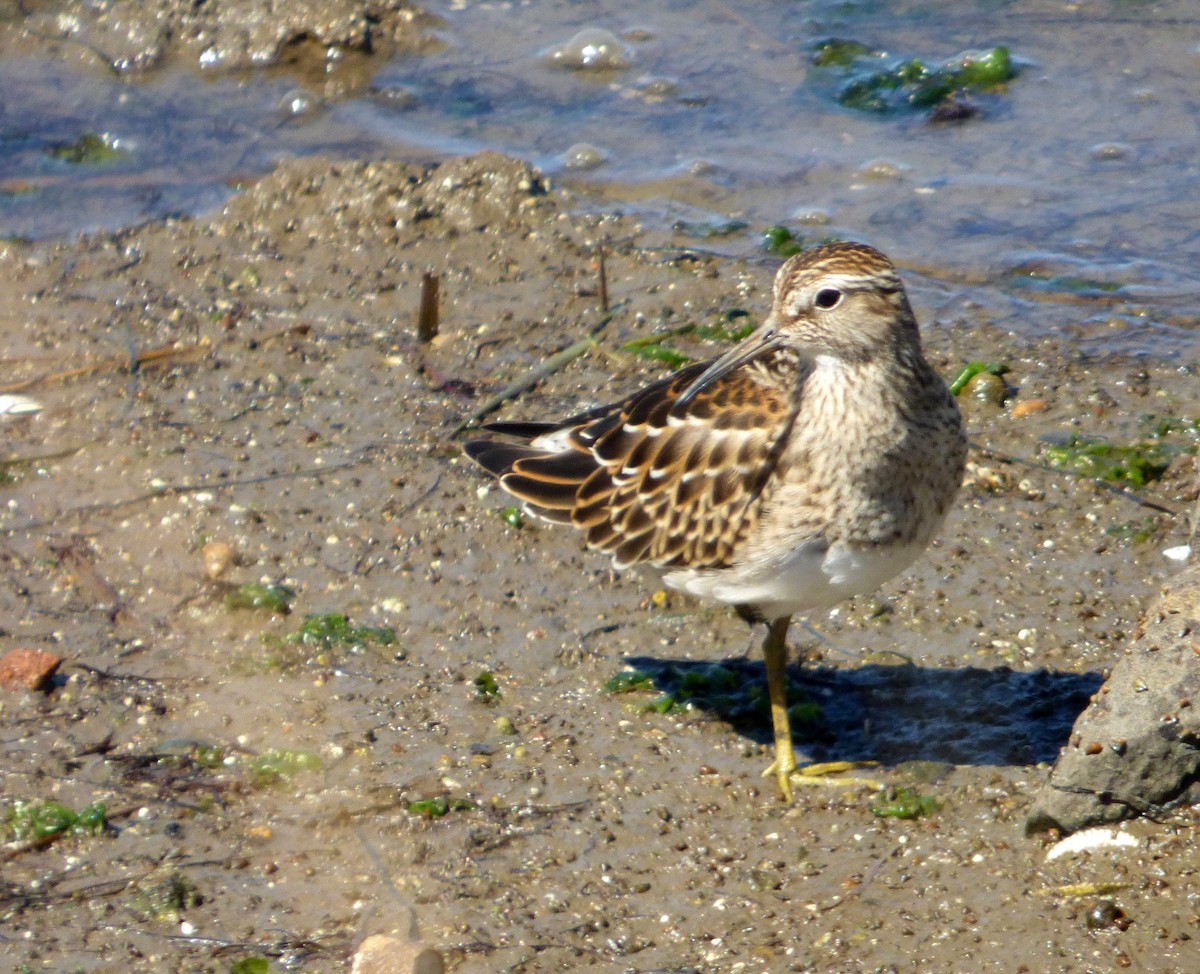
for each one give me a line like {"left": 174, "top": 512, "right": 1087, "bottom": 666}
{"left": 465, "top": 241, "right": 967, "bottom": 800}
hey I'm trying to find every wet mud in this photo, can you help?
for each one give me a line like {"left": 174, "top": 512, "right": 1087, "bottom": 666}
{"left": 1, "top": 149, "right": 1198, "bottom": 973}
{"left": 5, "top": 0, "right": 438, "bottom": 75}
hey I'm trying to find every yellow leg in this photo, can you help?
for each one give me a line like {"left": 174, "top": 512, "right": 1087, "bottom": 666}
{"left": 760, "top": 615, "right": 796, "bottom": 801}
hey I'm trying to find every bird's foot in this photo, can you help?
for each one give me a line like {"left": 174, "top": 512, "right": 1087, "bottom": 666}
{"left": 761, "top": 754, "right": 797, "bottom": 803}
{"left": 788, "top": 760, "right": 885, "bottom": 791}
{"left": 762, "top": 759, "right": 885, "bottom": 800}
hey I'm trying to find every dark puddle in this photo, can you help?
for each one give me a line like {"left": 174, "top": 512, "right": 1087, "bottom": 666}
{"left": 623, "top": 654, "right": 1102, "bottom": 767}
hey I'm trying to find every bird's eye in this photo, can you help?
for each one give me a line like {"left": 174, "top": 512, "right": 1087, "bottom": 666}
{"left": 814, "top": 287, "right": 843, "bottom": 310}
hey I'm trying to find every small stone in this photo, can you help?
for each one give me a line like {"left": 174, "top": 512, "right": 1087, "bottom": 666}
{"left": 563, "top": 143, "right": 607, "bottom": 170}
{"left": 1085, "top": 900, "right": 1128, "bottom": 931}
{"left": 792, "top": 208, "right": 832, "bottom": 226}
{"left": 0, "top": 647, "right": 63, "bottom": 692}
{"left": 635, "top": 77, "right": 677, "bottom": 102}
{"left": 280, "top": 88, "right": 319, "bottom": 118}
{"left": 857, "top": 158, "right": 907, "bottom": 181}
{"left": 351, "top": 935, "right": 445, "bottom": 974}
{"left": 543, "top": 28, "right": 630, "bottom": 71}
{"left": 1010, "top": 398, "right": 1047, "bottom": 419}
{"left": 1090, "top": 142, "right": 1129, "bottom": 161}
{"left": 964, "top": 371, "right": 1008, "bottom": 406}
{"left": 202, "top": 541, "right": 237, "bottom": 579}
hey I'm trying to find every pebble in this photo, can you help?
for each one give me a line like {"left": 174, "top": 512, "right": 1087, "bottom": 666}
{"left": 202, "top": 541, "right": 237, "bottom": 579}
{"left": 1085, "top": 900, "right": 1130, "bottom": 931}
{"left": 351, "top": 935, "right": 444, "bottom": 974}
{"left": 856, "top": 158, "right": 907, "bottom": 181}
{"left": 964, "top": 371, "right": 1007, "bottom": 406}
{"left": 563, "top": 143, "right": 607, "bottom": 170}
{"left": 0, "top": 647, "right": 63, "bottom": 692}
{"left": 280, "top": 88, "right": 319, "bottom": 118}
{"left": 1090, "top": 142, "right": 1129, "bottom": 161}
{"left": 792, "top": 208, "right": 831, "bottom": 226}
{"left": 1010, "top": 398, "right": 1047, "bottom": 419}
{"left": 544, "top": 28, "right": 630, "bottom": 70}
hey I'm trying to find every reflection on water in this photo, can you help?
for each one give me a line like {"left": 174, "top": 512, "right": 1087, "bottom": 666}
{"left": 1, "top": 0, "right": 1198, "bottom": 356}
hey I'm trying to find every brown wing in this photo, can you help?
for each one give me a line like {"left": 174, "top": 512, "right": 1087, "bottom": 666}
{"left": 465, "top": 359, "right": 798, "bottom": 571}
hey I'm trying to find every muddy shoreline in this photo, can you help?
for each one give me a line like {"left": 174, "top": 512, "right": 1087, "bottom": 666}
{"left": 1, "top": 7, "right": 1198, "bottom": 971}
{"left": 0, "top": 145, "right": 1196, "bottom": 973}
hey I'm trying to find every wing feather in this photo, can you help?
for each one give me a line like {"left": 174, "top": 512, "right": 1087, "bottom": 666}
{"left": 465, "top": 354, "right": 801, "bottom": 570}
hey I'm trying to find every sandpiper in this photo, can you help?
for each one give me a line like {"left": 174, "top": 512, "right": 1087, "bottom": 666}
{"left": 466, "top": 241, "right": 966, "bottom": 799}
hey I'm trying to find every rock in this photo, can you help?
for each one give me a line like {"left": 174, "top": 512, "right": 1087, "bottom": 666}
{"left": 351, "top": 935, "right": 444, "bottom": 974}
{"left": 1026, "top": 563, "right": 1200, "bottom": 835}
{"left": 202, "top": 541, "right": 238, "bottom": 580}
{"left": 0, "top": 647, "right": 63, "bottom": 692}
{"left": 1010, "top": 398, "right": 1047, "bottom": 419}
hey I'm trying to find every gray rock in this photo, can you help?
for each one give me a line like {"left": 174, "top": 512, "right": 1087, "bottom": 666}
{"left": 1027, "top": 563, "right": 1200, "bottom": 835}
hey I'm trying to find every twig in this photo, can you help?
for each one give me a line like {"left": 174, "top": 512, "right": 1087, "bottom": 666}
{"left": 1, "top": 443, "right": 92, "bottom": 466}
{"left": 71, "top": 663, "right": 186, "bottom": 684}
{"left": 417, "top": 272, "right": 440, "bottom": 343}
{"left": 1188, "top": 467, "right": 1200, "bottom": 565}
{"left": 596, "top": 247, "right": 609, "bottom": 314}
{"left": 450, "top": 313, "right": 613, "bottom": 437}
{"left": 0, "top": 324, "right": 308, "bottom": 396}
{"left": 970, "top": 441, "right": 1177, "bottom": 515}
{"left": 0, "top": 340, "right": 211, "bottom": 394}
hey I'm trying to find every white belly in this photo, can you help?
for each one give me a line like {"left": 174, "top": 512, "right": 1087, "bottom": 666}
{"left": 662, "top": 538, "right": 928, "bottom": 620}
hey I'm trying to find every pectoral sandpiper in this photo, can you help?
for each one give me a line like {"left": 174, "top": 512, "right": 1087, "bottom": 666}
{"left": 466, "top": 241, "right": 966, "bottom": 800}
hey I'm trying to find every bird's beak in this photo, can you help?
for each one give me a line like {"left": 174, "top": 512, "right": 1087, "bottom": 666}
{"left": 676, "top": 317, "right": 785, "bottom": 407}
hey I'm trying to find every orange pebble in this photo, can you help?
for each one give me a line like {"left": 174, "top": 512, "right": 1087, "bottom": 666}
{"left": 1010, "top": 398, "right": 1047, "bottom": 419}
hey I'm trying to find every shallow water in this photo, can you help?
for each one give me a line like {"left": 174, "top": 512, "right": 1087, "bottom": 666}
{"left": 3, "top": 0, "right": 1200, "bottom": 356}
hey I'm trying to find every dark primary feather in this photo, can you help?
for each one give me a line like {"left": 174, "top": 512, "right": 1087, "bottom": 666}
{"left": 465, "top": 355, "right": 798, "bottom": 570}
{"left": 463, "top": 440, "right": 543, "bottom": 477}
{"left": 481, "top": 421, "right": 560, "bottom": 440}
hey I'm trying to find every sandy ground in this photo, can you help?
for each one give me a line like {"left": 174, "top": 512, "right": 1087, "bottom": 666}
{"left": 0, "top": 148, "right": 1198, "bottom": 974}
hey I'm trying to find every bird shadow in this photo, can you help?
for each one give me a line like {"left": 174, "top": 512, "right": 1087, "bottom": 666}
{"left": 620, "top": 655, "right": 1102, "bottom": 767}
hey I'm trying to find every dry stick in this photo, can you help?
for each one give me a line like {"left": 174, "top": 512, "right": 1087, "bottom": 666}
{"left": 970, "top": 441, "right": 1177, "bottom": 516}
{"left": 417, "top": 272, "right": 440, "bottom": 343}
{"left": 1188, "top": 468, "right": 1200, "bottom": 566}
{"left": 0, "top": 340, "right": 211, "bottom": 394}
{"left": 1, "top": 443, "right": 92, "bottom": 466}
{"left": 449, "top": 312, "right": 613, "bottom": 437}
{"left": 0, "top": 324, "right": 309, "bottom": 396}
{"left": 596, "top": 247, "right": 609, "bottom": 314}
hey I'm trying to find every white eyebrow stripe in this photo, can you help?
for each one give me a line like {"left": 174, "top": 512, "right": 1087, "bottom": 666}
{"left": 785, "top": 272, "right": 881, "bottom": 315}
